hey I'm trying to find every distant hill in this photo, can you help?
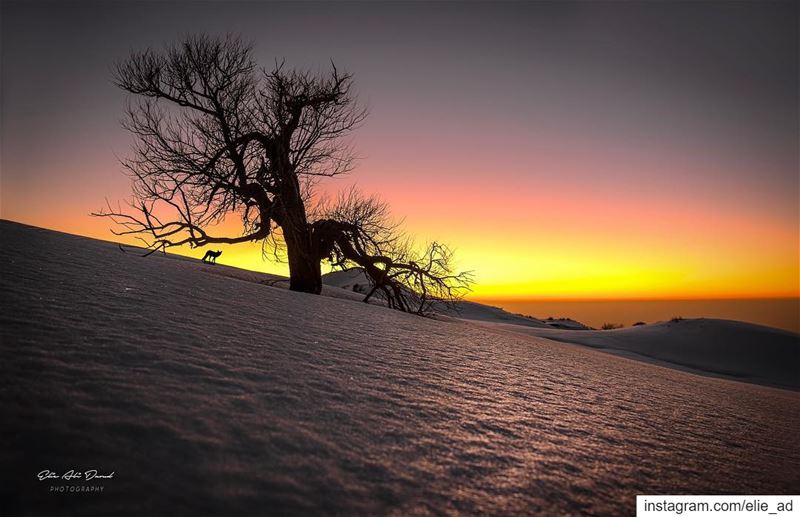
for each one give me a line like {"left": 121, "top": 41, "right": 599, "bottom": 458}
{"left": 322, "top": 269, "right": 589, "bottom": 329}
{"left": 471, "top": 318, "right": 800, "bottom": 390}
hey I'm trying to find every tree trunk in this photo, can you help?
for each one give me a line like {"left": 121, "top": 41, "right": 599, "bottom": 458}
{"left": 283, "top": 225, "right": 322, "bottom": 294}
{"left": 274, "top": 140, "right": 323, "bottom": 294}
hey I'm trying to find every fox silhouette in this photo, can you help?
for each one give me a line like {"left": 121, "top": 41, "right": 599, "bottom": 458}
{"left": 202, "top": 250, "right": 222, "bottom": 264}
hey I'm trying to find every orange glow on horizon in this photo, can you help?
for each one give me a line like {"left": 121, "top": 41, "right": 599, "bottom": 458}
{"left": 4, "top": 164, "right": 797, "bottom": 302}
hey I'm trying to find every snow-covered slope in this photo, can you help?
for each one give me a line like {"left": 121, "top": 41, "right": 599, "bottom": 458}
{"left": 323, "top": 271, "right": 799, "bottom": 389}
{"left": 2, "top": 220, "right": 799, "bottom": 516}
{"left": 472, "top": 319, "right": 800, "bottom": 390}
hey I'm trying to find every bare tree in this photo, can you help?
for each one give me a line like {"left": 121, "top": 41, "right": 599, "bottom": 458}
{"left": 96, "top": 34, "right": 471, "bottom": 313}
{"left": 315, "top": 189, "right": 473, "bottom": 314}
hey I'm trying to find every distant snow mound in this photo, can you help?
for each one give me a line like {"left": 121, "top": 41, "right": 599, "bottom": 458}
{"left": 322, "top": 269, "right": 371, "bottom": 292}
{"left": 480, "top": 319, "right": 800, "bottom": 390}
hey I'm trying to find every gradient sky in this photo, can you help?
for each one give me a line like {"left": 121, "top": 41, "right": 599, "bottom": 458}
{"left": 2, "top": 1, "right": 798, "bottom": 300}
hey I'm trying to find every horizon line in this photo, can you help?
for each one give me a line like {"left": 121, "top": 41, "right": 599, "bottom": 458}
{"left": 469, "top": 295, "right": 800, "bottom": 302}
{"left": 3, "top": 217, "right": 798, "bottom": 302}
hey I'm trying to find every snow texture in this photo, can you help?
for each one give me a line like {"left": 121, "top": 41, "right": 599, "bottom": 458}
{"left": 1, "top": 220, "right": 798, "bottom": 516}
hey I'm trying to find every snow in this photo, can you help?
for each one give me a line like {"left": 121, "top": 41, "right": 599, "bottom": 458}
{"left": 1, "top": 219, "right": 798, "bottom": 515}
{"left": 473, "top": 319, "right": 800, "bottom": 391}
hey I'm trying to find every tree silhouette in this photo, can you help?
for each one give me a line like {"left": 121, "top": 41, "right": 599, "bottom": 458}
{"left": 95, "top": 34, "right": 471, "bottom": 313}
{"left": 317, "top": 188, "right": 473, "bottom": 314}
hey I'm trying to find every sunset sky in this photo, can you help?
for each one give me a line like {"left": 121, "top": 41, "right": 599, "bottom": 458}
{"left": 2, "top": 1, "right": 798, "bottom": 300}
